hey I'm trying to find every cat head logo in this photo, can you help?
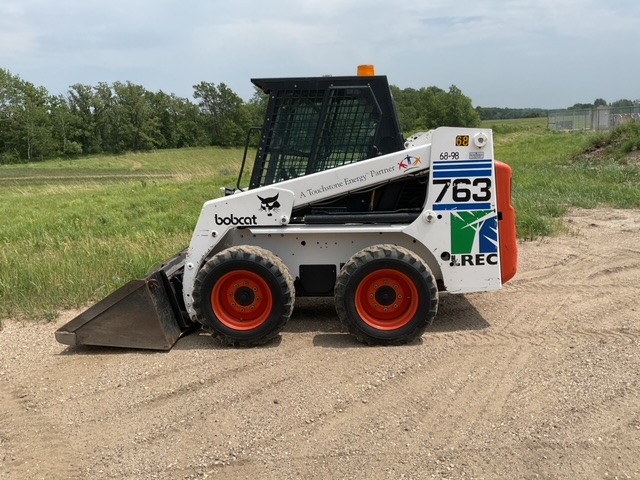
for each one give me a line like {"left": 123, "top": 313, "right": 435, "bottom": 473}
{"left": 257, "top": 193, "right": 280, "bottom": 216}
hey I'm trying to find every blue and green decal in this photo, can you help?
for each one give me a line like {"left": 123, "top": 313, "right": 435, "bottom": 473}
{"left": 451, "top": 210, "right": 498, "bottom": 255}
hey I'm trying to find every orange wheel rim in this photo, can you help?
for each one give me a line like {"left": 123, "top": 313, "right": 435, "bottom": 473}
{"left": 355, "top": 269, "right": 418, "bottom": 330}
{"left": 212, "top": 270, "right": 273, "bottom": 330}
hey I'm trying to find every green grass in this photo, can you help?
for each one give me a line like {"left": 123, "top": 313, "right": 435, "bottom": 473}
{"left": 495, "top": 122, "right": 640, "bottom": 239}
{"left": 0, "top": 147, "right": 249, "bottom": 321}
{"left": 1, "top": 122, "right": 639, "bottom": 321}
{"left": 482, "top": 116, "right": 548, "bottom": 134}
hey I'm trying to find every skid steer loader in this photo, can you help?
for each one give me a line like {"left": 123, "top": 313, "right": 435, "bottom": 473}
{"left": 55, "top": 66, "right": 518, "bottom": 350}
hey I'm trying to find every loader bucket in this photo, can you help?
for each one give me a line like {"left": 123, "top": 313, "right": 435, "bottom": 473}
{"left": 55, "top": 252, "right": 194, "bottom": 351}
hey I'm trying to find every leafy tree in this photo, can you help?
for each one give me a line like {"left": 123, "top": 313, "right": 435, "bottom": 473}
{"left": 568, "top": 102, "right": 594, "bottom": 110}
{"left": 0, "top": 70, "right": 55, "bottom": 162}
{"left": 390, "top": 84, "right": 480, "bottom": 135}
{"left": 93, "top": 82, "right": 119, "bottom": 152}
{"left": 50, "top": 94, "right": 82, "bottom": 156}
{"left": 10, "top": 80, "right": 55, "bottom": 161}
{"left": 193, "top": 82, "right": 248, "bottom": 146}
{"left": 245, "top": 86, "right": 268, "bottom": 127}
{"left": 112, "top": 81, "right": 163, "bottom": 152}
{"left": 147, "top": 91, "right": 206, "bottom": 149}
{"left": 67, "top": 84, "right": 100, "bottom": 154}
{"left": 390, "top": 86, "right": 420, "bottom": 134}
{"left": 170, "top": 95, "right": 208, "bottom": 147}
{"left": 594, "top": 98, "right": 607, "bottom": 107}
{"left": 0, "top": 68, "right": 23, "bottom": 163}
{"left": 417, "top": 86, "right": 447, "bottom": 130}
{"left": 441, "top": 85, "right": 481, "bottom": 128}
{"left": 611, "top": 99, "right": 634, "bottom": 108}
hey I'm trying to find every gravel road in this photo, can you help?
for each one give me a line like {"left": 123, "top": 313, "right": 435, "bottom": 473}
{"left": 1, "top": 209, "right": 639, "bottom": 480}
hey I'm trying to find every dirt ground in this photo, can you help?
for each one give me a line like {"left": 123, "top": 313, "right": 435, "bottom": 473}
{"left": 1, "top": 208, "right": 639, "bottom": 480}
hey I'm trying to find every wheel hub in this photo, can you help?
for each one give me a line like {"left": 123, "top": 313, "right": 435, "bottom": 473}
{"left": 375, "top": 286, "right": 396, "bottom": 306}
{"left": 234, "top": 286, "right": 256, "bottom": 306}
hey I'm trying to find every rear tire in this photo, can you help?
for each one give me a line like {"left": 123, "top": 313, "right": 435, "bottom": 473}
{"left": 193, "top": 246, "right": 294, "bottom": 347}
{"left": 335, "top": 244, "right": 438, "bottom": 345}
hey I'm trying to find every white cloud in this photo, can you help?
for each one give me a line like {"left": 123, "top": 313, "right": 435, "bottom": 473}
{"left": 0, "top": 3, "right": 38, "bottom": 58}
{"left": 0, "top": 0, "right": 638, "bottom": 107}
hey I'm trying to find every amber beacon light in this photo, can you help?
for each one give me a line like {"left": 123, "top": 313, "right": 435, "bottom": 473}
{"left": 357, "top": 64, "right": 376, "bottom": 76}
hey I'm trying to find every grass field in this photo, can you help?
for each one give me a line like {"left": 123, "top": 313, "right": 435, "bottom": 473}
{"left": 482, "top": 116, "right": 549, "bottom": 131}
{"left": 0, "top": 148, "right": 247, "bottom": 321}
{"left": 1, "top": 122, "right": 639, "bottom": 321}
{"left": 494, "top": 120, "right": 640, "bottom": 238}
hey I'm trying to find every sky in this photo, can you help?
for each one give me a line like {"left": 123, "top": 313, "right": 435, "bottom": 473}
{"left": 1, "top": 0, "right": 638, "bottom": 109}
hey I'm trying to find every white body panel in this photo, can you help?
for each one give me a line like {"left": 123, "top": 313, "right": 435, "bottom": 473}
{"left": 182, "top": 127, "right": 501, "bottom": 319}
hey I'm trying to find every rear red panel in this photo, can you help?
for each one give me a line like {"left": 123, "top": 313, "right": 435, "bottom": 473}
{"left": 495, "top": 161, "right": 518, "bottom": 284}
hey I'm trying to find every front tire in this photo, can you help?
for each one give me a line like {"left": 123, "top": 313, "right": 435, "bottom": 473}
{"left": 193, "top": 246, "right": 294, "bottom": 347}
{"left": 335, "top": 245, "right": 438, "bottom": 345}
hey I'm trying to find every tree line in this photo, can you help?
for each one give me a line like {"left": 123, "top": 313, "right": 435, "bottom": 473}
{"left": 390, "top": 85, "right": 481, "bottom": 134}
{"left": 477, "top": 98, "right": 639, "bottom": 120}
{"left": 0, "top": 68, "right": 271, "bottom": 164}
{"left": 474, "top": 107, "right": 548, "bottom": 120}
{"left": 4, "top": 66, "right": 637, "bottom": 165}
{"left": 1, "top": 68, "right": 492, "bottom": 164}
{"left": 567, "top": 98, "right": 639, "bottom": 111}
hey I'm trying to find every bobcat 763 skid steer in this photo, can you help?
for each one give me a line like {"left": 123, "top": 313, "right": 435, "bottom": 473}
{"left": 56, "top": 66, "right": 518, "bottom": 350}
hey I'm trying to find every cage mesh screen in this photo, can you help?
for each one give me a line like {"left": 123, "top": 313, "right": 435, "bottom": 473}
{"left": 258, "top": 87, "right": 380, "bottom": 186}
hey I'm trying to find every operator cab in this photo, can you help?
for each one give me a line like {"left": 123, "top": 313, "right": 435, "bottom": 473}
{"left": 235, "top": 69, "right": 429, "bottom": 223}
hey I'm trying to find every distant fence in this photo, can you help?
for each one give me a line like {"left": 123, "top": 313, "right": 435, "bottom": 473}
{"left": 548, "top": 105, "right": 640, "bottom": 131}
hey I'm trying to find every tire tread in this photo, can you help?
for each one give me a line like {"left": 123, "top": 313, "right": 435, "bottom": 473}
{"left": 335, "top": 244, "right": 438, "bottom": 345}
{"left": 192, "top": 246, "right": 294, "bottom": 347}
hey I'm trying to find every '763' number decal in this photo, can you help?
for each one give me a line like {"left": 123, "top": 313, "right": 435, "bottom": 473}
{"left": 434, "top": 178, "right": 492, "bottom": 203}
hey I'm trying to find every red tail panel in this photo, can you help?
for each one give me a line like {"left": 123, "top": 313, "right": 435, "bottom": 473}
{"left": 495, "top": 161, "right": 518, "bottom": 284}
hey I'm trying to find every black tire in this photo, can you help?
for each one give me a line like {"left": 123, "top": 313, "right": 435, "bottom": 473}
{"left": 335, "top": 244, "right": 438, "bottom": 345}
{"left": 192, "top": 246, "right": 294, "bottom": 347}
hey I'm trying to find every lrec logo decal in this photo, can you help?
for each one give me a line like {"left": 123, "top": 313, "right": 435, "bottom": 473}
{"left": 450, "top": 211, "right": 498, "bottom": 267}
